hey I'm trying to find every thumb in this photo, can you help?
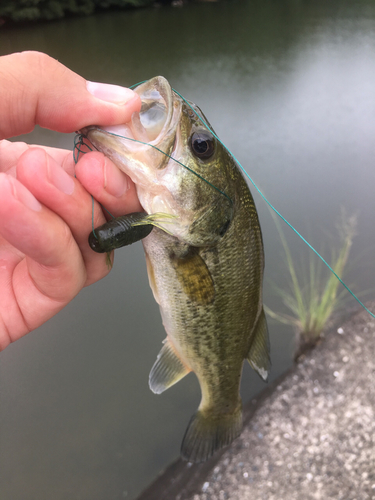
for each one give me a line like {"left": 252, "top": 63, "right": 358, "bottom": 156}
{"left": 0, "top": 51, "right": 141, "bottom": 139}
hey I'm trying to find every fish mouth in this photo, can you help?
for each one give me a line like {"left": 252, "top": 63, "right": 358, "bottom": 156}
{"left": 79, "top": 76, "right": 182, "bottom": 229}
{"left": 81, "top": 76, "right": 177, "bottom": 154}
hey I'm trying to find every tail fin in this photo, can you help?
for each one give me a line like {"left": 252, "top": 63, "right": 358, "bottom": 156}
{"left": 180, "top": 404, "right": 242, "bottom": 463}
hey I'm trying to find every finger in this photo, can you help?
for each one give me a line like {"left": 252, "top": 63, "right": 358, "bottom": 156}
{"left": 0, "top": 173, "right": 86, "bottom": 344}
{"left": 75, "top": 151, "right": 143, "bottom": 217}
{"left": 0, "top": 51, "right": 141, "bottom": 139}
{"left": 15, "top": 148, "right": 112, "bottom": 285}
{"left": 0, "top": 139, "right": 29, "bottom": 176}
{"left": 0, "top": 139, "right": 75, "bottom": 177}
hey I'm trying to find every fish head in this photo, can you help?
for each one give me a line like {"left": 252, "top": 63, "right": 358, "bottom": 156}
{"left": 81, "top": 76, "right": 234, "bottom": 246}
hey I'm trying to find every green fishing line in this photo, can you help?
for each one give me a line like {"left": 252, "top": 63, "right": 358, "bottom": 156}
{"left": 73, "top": 81, "right": 374, "bottom": 319}
{"left": 73, "top": 133, "right": 93, "bottom": 163}
{"left": 172, "top": 88, "right": 375, "bottom": 319}
{"left": 91, "top": 195, "right": 96, "bottom": 238}
{"left": 91, "top": 130, "right": 232, "bottom": 206}
{"left": 74, "top": 134, "right": 115, "bottom": 236}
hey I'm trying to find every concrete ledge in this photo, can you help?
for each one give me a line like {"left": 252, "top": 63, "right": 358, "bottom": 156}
{"left": 137, "top": 303, "right": 375, "bottom": 500}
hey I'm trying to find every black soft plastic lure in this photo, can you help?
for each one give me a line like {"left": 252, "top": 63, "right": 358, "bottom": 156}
{"left": 89, "top": 212, "right": 153, "bottom": 253}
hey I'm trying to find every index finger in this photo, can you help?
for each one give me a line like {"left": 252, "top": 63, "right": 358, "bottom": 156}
{"left": 0, "top": 51, "right": 141, "bottom": 139}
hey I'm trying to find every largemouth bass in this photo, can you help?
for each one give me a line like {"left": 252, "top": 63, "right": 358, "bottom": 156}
{"left": 81, "top": 77, "right": 270, "bottom": 463}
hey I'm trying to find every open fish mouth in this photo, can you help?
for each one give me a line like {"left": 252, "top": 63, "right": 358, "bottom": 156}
{"left": 79, "top": 76, "right": 184, "bottom": 234}
{"left": 83, "top": 76, "right": 176, "bottom": 150}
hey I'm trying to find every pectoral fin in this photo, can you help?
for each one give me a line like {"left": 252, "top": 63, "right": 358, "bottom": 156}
{"left": 246, "top": 308, "right": 271, "bottom": 381}
{"left": 172, "top": 253, "right": 215, "bottom": 305}
{"left": 149, "top": 338, "right": 191, "bottom": 394}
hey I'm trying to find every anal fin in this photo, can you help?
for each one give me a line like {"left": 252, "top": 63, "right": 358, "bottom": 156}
{"left": 246, "top": 308, "right": 271, "bottom": 382}
{"left": 149, "top": 338, "right": 191, "bottom": 394}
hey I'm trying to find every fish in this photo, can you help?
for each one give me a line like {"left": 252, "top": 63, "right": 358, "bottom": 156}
{"left": 81, "top": 76, "right": 270, "bottom": 463}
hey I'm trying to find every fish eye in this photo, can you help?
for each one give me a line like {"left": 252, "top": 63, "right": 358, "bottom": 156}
{"left": 190, "top": 131, "right": 215, "bottom": 159}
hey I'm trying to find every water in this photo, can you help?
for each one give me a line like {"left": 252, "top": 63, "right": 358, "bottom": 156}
{"left": 1, "top": 1, "right": 375, "bottom": 498}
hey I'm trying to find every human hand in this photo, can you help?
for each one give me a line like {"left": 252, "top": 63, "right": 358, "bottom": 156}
{"left": 0, "top": 51, "right": 142, "bottom": 350}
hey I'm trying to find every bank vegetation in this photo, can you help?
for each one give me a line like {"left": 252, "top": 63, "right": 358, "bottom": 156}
{"left": 0, "top": 0, "right": 154, "bottom": 24}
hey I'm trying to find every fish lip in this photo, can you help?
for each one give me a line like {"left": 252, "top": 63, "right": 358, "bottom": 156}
{"left": 134, "top": 76, "right": 174, "bottom": 113}
{"left": 80, "top": 76, "right": 176, "bottom": 150}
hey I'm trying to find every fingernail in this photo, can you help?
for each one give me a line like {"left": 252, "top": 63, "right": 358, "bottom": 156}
{"left": 86, "top": 81, "right": 137, "bottom": 105}
{"left": 103, "top": 158, "right": 130, "bottom": 198}
{"left": 48, "top": 160, "right": 75, "bottom": 195}
{"left": 0, "top": 174, "right": 42, "bottom": 212}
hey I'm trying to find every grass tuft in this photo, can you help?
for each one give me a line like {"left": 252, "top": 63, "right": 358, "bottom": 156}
{"left": 265, "top": 209, "right": 357, "bottom": 357}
